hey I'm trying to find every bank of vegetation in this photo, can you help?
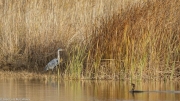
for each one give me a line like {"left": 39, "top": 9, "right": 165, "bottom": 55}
{"left": 0, "top": 0, "right": 180, "bottom": 80}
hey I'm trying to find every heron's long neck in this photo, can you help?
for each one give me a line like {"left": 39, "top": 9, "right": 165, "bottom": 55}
{"left": 58, "top": 50, "right": 60, "bottom": 64}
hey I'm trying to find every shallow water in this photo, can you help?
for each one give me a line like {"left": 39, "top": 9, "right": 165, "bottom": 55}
{"left": 0, "top": 79, "right": 180, "bottom": 101}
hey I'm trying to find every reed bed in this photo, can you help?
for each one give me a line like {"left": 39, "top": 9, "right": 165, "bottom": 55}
{"left": 0, "top": 0, "right": 180, "bottom": 80}
{"left": 0, "top": 71, "right": 46, "bottom": 79}
{"left": 0, "top": 0, "right": 131, "bottom": 70}
{"left": 87, "top": 0, "right": 180, "bottom": 80}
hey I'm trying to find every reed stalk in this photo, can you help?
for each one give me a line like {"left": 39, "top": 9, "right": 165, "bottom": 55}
{"left": 0, "top": 0, "right": 180, "bottom": 80}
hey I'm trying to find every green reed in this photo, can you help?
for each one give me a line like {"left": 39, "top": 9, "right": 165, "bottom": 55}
{"left": 65, "top": 44, "right": 87, "bottom": 79}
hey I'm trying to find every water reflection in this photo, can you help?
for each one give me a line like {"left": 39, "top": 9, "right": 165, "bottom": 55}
{"left": 0, "top": 79, "right": 179, "bottom": 101}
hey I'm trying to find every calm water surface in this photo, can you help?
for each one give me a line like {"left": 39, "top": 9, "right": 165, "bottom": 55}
{"left": 0, "top": 79, "right": 180, "bottom": 101}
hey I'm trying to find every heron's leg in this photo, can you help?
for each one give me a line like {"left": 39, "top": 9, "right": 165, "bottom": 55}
{"left": 53, "top": 66, "right": 56, "bottom": 74}
{"left": 55, "top": 66, "right": 57, "bottom": 71}
{"left": 48, "top": 70, "right": 50, "bottom": 79}
{"left": 57, "top": 65, "right": 60, "bottom": 79}
{"left": 52, "top": 68, "right": 54, "bottom": 74}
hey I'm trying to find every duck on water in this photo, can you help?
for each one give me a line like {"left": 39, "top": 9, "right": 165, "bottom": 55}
{"left": 129, "top": 83, "right": 144, "bottom": 93}
{"left": 129, "top": 83, "right": 180, "bottom": 94}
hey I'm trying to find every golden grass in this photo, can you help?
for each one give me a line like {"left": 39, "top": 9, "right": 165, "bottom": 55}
{"left": 0, "top": 0, "right": 135, "bottom": 69}
{"left": 0, "top": 0, "right": 180, "bottom": 80}
{"left": 0, "top": 71, "right": 45, "bottom": 79}
{"left": 86, "top": 0, "right": 180, "bottom": 80}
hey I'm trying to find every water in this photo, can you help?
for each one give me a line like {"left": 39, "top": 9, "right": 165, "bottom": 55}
{"left": 0, "top": 79, "right": 180, "bottom": 101}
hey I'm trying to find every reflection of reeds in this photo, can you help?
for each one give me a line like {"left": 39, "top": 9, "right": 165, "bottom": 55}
{"left": 0, "top": 0, "right": 180, "bottom": 80}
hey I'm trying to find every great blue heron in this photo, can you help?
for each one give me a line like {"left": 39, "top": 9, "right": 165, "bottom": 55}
{"left": 44, "top": 49, "right": 64, "bottom": 71}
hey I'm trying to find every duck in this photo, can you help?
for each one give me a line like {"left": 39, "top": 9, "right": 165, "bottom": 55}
{"left": 129, "top": 83, "right": 144, "bottom": 93}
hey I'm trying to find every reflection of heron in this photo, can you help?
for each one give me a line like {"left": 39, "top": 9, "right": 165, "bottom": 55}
{"left": 44, "top": 49, "right": 64, "bottom": 71}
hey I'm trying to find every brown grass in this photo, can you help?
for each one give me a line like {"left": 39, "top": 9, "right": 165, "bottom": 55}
{"left": 0, "top": 0, "right": 180, "bottom": 80}
{"left": 0, "top": 0, "right": 134, "bottom": 70}
{"left": 87, "top": 0, "right": 180, "bottom": 80}
{"left": 0, "top": 71, "right": 46, "bottom": 79}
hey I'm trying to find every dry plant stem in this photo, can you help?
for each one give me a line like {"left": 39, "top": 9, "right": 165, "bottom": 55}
{"left": 0, "top": 0, "right": 180, "bottom": 80}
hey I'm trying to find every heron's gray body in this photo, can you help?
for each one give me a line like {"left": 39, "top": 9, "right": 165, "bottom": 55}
{"left": 44, "top": 58, "right": 58, "bottom": 71}
{"left": 44, "top": 49, "right": 64, "bottom": 72}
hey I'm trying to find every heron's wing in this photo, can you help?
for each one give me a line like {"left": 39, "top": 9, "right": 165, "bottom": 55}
{"left": 47, "top": 58, "right": 58, "bottom": 67}
{"left": 45, "top": 58, "right": 58, "bottom": 69}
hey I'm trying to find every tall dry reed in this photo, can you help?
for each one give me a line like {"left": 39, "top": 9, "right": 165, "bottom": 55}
{"left": 0, "top": 0, "right": 130, "bottom": 71}
{"left": 0, "top": 0, "right": 180, "bottom": 80}
{"left": 87, "top": 0, "right": 180, "bottom": 80}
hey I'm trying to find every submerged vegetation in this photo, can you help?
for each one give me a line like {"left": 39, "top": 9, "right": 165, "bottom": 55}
{"left": 0, "top": 0, "right": 180, "bottom": 80}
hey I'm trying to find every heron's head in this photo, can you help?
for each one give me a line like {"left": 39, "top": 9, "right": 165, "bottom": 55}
{"left": 58, "top": 48, "right": 64, "bottom": 51}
